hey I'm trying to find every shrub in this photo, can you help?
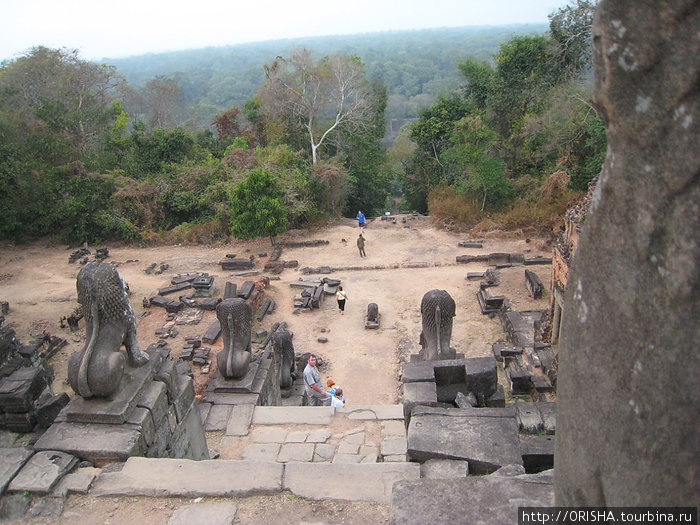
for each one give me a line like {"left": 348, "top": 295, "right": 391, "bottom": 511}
{"left": 427, "top": 186, "right": 482, "bottom": 227}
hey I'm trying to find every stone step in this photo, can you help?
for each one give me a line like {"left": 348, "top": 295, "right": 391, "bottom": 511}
{"left": 89, "top": 456, "right": 419, "bottom": 504}
{"left": 251, "top": 404, "right": 405, "bottom": 425}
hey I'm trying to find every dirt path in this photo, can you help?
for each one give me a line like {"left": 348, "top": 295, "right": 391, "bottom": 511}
{"left": 0, "top": 216, "right": 552, "bottom": 523}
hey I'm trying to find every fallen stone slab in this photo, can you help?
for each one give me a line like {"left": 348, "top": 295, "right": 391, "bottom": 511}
{"left": 284, "top": 462, "right": 420, "bottom": 504}
{"left": 0, "top": 447, "right": 33, "bottom": 493}
{"left": 390, "top": 471, "right": 553, "bottom": 524}
{"left": 524, "top": 269, "right": 544, "bottom": 299}
{"left": 0, "top": 365, "right": 52, "bottom": 413}
{"left": 407, "top": 407, "right": 521, "bottom": 474}
{"left": 237, "top": 280, "right": 255, "bottom": 299}
{"left": 202, "top": 320, "right": 221, "bottom": 344}
{"left": 456, "top": 254, "right": 489, "bottom": 264}
{"left": 300, "top": 266, "right": 332, "bottom": 274}
{"left": 233, "top": 270, "right": 259, "bottom": 277}
{"left": 171, "top": 273, "right": 202, "bottom": 285}
{"left": 168, "top": 501, "right": 238, "bottom": 525}
{"left": 524, "top": 257, "right": 552, "bottom": 265}
{"left": 252, "top": 406, "right": 334, "bottom": 425}
{"left": 90, "top": 457, "right": 283, "bottom": 497}
{"left": 158, "top": 282, "right": 192, "bottom": 296}
{"left": 33, "top": 421, "right": 145, "bottom": 465}
{"left": 7, "top": 450, "right": 78, "bottom": 494}
{"left": 219, "top": 258, "right": 253, "bottom": 271}
{"left": 149, "top": 296, "right": 182, "bottom": 312}
{"left": 223, "top": 282, "right": 237, "bottom": 299}
{"left": 279, "top": 239, "right": 329, "bottom": 248}
{"left": 289, "top": 280, "right": 320, "bottom": 289}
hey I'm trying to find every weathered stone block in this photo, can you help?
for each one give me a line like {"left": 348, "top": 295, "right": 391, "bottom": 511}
{"left": 390, "top": 472, "right": 553, "bottom": 524}
{"left": 401, "top": 362, "right": 435, "bottom": 383}
{"left": 169, "top": 400, "right": 208, "bottom": 460}
{"left": 516, "top": 402, "right": 543, "bottom": 434}
{"left": 402, "top": 381, "right": 437, "bottom": 421}
{"left": 407, "top": 407, "right": 521, "bottom": 474}
{"left": 136, "top": 380, "right": 168, "bottom": 430}
{"left": 237, "top": 280, "right": 255, "bottom": 299}
{"left": 173, "top": 374, "right": 195, "bottom": 423}
{"left": 35, "top": 392, "right": 70, "bottom": 428}
{"left": 536, "top": 401, "right": 556, "bottom": 435}
{"left": 8, "top": 450, "right": 78, "bottom": 494}
{"left": 126, "top": 406, "right": 156, "bottom": 446}
{"left": 0, "top": 447, "right": 33, "bottom": 493}
{"left": 33, "top": 422, "right": 146, "bottom": 465}
{"left": 0, "top": 365, "right": 51, "bottom": 413}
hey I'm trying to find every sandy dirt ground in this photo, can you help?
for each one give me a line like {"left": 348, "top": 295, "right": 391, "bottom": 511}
{"left": 0, "top": 215, "right": 553, "bottom": 524}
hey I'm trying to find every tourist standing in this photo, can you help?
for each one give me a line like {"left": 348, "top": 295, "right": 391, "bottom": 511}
{"left": 336, "top": 285, "right": 348, "bottom": 315}
{"left": 303, "top": 354, "right": 330, "bottom": 406}
{"left": 357, "top": 233, "right": 366, "bottom": 257}
{"left": 356, "top": 210, "right": 365, "bottom": 230}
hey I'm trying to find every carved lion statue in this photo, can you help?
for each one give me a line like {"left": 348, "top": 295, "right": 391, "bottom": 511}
{"left": 418, "top": 289, "right": 456, "bottom": 361}
{"left": 272, "top": 329, "right": 296, "bottom": 390}
{"left": 216, "top": 298, "right": 252, "bottom": 379}
{"left": 68, "top": 262, "right": 149, "bottom": 398}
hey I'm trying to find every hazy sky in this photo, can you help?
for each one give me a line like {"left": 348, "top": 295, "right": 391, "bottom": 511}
{"left": 0, "top": 0, "right": 569, "bottom": 62}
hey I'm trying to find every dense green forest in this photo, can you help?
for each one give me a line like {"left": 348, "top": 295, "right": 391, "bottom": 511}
{"left": 107, "top": 24, "right": 548, "bottom": 133}
{"left": 0, "top": 1, "right": 603, "bottom": 246}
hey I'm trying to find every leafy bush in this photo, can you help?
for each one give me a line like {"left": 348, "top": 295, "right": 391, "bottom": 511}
{"left": 229, "top": 168, "right": 289, "bottom": 242}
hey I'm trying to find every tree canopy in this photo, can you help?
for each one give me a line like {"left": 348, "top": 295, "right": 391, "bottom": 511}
{"left": 260, "top": 49, "right": 374, "bottom": 164}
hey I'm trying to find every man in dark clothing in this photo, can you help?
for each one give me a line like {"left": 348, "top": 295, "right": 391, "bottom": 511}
{"left": 357, "top": 233, "right": 366, "bottom": 257}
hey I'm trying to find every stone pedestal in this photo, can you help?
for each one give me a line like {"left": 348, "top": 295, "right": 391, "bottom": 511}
{"left": 34, "top": 348, "right": 208, "bottom": 465}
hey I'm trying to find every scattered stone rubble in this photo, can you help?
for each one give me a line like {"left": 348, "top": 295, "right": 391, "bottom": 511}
{"left": 0, "top": 229, "right": 561, "bottom": 521}
{"left": 68, "top": 246, "right": 109, "bottom": 265}
{"left": 0, "top": 325, "right": 67, "bottom": 433}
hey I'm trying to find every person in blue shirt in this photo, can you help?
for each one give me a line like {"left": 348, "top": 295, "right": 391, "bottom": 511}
{"left": 356, "top": 210, "right": 365, "bottom": 230}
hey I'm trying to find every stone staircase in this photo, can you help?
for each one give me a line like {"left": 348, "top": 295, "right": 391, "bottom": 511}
{"left": 2, "top": 404, "right": 420, "bottom": 507}
{"left": 89, "top": 404, "right": 419, "bottom": 504}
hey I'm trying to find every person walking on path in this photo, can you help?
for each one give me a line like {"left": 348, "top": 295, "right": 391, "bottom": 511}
{"left": 303, "top": 354, "right": 330, "bottom": 406}
{"left": 356, "top": 210, "right": 365, "bottom": 230}
{"left": 357, "top": 233, "right": 366, "bottom": 257}
{"left": 336, "top": 285, "right": 348, "bottom": 314}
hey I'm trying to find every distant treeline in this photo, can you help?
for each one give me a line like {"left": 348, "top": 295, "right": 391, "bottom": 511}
{"left": 0, "top": 3, "right": 604, "bottom": 247}
{"left": 106, "top": 24, "right": 547, "bottom": 131}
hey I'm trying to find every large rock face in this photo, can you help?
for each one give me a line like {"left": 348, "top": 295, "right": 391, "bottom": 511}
{"left": 555, "top": 0, "right": 699, "bottom": 506}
